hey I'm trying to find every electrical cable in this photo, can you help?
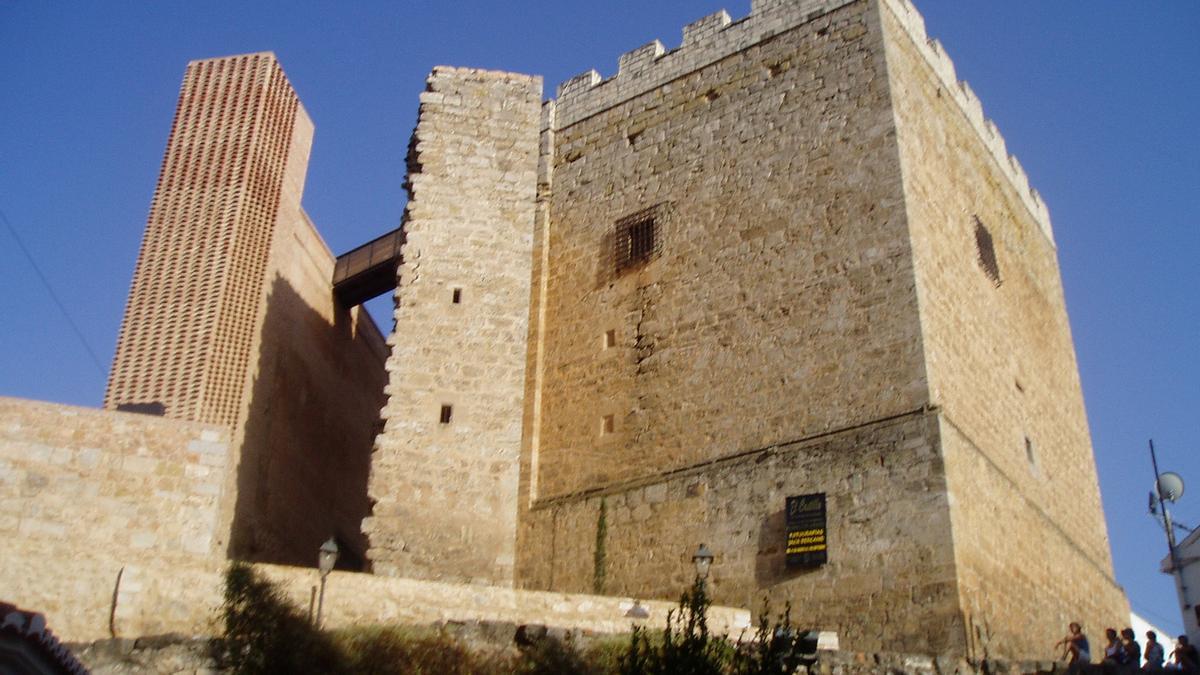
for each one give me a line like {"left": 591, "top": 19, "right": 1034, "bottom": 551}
{"left": 0, "top": 207, "right": 108, "bottom": 380}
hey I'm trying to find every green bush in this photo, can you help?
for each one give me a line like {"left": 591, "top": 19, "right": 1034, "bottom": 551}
{"left": 616, "top": 580, "right": 817, "bottom": 675}
{"left": 730, "top": 602, "right": 815, "bottom": 675}
{"left": 220, "top": 562, "right": 343, "bottom": 675}
{"left": 334, "top": 625, "right": 516, "bottom": 675}
{"left": 515, "top": 633, "right": 602, "bottom": 675}
{"left": 619, "top": 578, "right": 733, "bottom": 675}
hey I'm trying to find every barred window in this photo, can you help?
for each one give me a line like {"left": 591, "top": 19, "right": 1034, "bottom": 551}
{"left": 973, "top": 215, "right": 1001, "bottom": 287}
{"left": 613, "top": 206, "right": 662, "bottom": 274}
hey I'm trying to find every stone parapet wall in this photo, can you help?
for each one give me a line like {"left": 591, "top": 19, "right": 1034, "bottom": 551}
{"left": 553, "top": 0, "right": 1051, "bottom": 243}
{"left": 11, "top": 553, "right": 749, "bottom": 644}
{"left": 555, "top": 0, "right": 858, "bottom": 127}
{"left": 73, "top": 637, "right": 1070, "bottom": 675}
{"left": 365, "top": 67, "right": 542, "bottom": 585}
{"left": 257, "top": 564, "right": 749, "bottom": 636}
{"left": 877, "top": 0, "right": 1053, "bottom": 243}
{"left": 0, "top": 397, "right": 230, "bottom": 640}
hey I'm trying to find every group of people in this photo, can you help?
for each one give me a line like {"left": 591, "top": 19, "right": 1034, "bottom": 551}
{"left": 1056, "top": 622, "right": 1199, "bottom": 672}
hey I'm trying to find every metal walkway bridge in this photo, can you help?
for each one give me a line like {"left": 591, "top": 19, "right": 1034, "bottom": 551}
{"left": 332, "top": 228, "right": 404, "bottom": 307}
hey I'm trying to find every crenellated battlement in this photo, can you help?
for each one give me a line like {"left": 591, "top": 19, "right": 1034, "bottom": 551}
{"left": 552, "top": 0, "right": 1054, "bottom": 243}
{"left": 553, "top": 0, "right": 856, "bottom": 127}
{"left": 878, "top": 0, "right": 1053, "bottom": 243}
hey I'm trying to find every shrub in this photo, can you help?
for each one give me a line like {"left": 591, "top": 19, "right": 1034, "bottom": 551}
{"left": 220, "top": 562, "right": 343, "bottom": 675}
{"left": 731, "top": 601, "right": 817, "bottom": 675}
{"left": 333, "top": 625, "right": 516, "bottom": 675}
{"left": 619, "top": 578, "right": 733, "bottom": 675}
{"left": 218, "top": 563, "right": 820, "bottom": 675}
{"left": 515, "top": 633, "right": 602, "bottom": 675}
{"left": 616, "top": 581, "right": 818, "bottom": 675}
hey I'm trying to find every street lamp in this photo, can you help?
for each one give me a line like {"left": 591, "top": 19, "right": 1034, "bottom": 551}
{"left": 316, "top": 537, "right": 339, "bottom": 628}
{"left": 692, "top": 543, "right": 714, "bottom": 582}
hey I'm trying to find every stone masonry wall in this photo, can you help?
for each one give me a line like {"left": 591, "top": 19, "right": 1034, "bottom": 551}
{"left": 62, "top": 560, "right": 748, "bottom": 647}
{"left": 530, "top": 0, "right": 926, "bottom": 500}
{"left": 878, "top": 0, "right": 1128, "bottom": 658}
{"left": 519, "top": 411, "right": 965, "bottom": 655}
{"left": 0, "top": 397, "right": 229, "bottom": 640}
{"left": 555, "top": 0, "right": 862, "bottom": 128}
{"left": 365, "top": 67, "right": 542, "bottom": 585}
{"left": 222, "top": 205, "right": 389, "bottom": 569}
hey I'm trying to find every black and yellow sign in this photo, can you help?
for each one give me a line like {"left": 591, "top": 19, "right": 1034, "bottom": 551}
{"left": 785, "top": 493, "right": 827, "bottom": 568}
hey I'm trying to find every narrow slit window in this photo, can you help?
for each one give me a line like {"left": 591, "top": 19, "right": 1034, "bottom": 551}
{"left": 604, "top": 329, "right": 616, "bottom": 349}
{"left": 1024, "top": 437, "right": 1037, "bottom": 470}
{"left": 452, "top": 288, "right": 462, "bottom": 304}
{"left": 601, "top": 415, "right": 614, "bottom": 435}
{"left": 973, "top": 215, "right": 1002, "bottom": 287}
{"left": 439, "top": 405, "right": 453, "bottom": 424}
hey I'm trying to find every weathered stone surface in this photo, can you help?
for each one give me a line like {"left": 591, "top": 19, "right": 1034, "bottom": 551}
{"left": 519, "top": 411, "right": 962, "bottom": 655}
{"left": 2, "top": 0, "right": 1125, "bottom": 661}
{"left": 16, "top": 553, "right": 749, "bottom": 644}
{"left": 364, "top": 67, "right": 543, "bottom": 585}
{"left": 877, "top": 0, "right": 1128, "bottom": 655}
{"left": 512, "top": 0, "right": 1124, "bottom": 659}
{"left": 0, "top": 397, "right": 229, "bottom": 641}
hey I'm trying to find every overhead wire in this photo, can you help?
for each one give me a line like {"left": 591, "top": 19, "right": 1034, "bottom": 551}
{"left": 0, "top": 207, "right": 108, "bottom": 380}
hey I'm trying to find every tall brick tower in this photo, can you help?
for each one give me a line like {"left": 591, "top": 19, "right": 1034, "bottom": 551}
{"left": 105, "top": 52, "right": 312, "bottom": 427}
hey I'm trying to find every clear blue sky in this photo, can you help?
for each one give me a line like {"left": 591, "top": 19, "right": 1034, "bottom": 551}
{"left": 1, "top": 0, "right": 1196, "bottom": 641}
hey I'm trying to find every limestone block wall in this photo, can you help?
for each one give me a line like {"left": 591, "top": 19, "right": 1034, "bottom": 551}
{"left": 0, "top": 397, "right": 229, "bottom": 640}
{"left": 21, "top": 557, "right": 750, "bottom": 644}
{"left": 220, "top": 205, "right": 389, "bottom": 569}
{"left": 255, "top": 564, "right": 750, "bottom": 637}
{"left": 555, "top": 0, "right": 863, "bottom": 128}
{"left": 519, "top": 411, "right": 964, "bottom": 655}
{"left": 530, "top": 0, "right": 926, "bottom": 499}
{"left": 877, "top": 0, "right": 1127, "bottom": 657}
{"left": 365, "top": 67, "right": 542, "bottom": 585}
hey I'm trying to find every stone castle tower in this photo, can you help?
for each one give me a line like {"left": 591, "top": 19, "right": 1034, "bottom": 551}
{"left": 86, "top": 0, "right": 1127, "bottom": 660}
{"left": 364, "top": 0, "right": 1128, "bottom": 658}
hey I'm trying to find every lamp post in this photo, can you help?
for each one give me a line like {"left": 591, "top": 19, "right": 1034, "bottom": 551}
{"left": 692, "top": 543, "right": 714, "bottom": 587}
{"left": 316, "top": 537, "right": 339, "bottom": 629}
